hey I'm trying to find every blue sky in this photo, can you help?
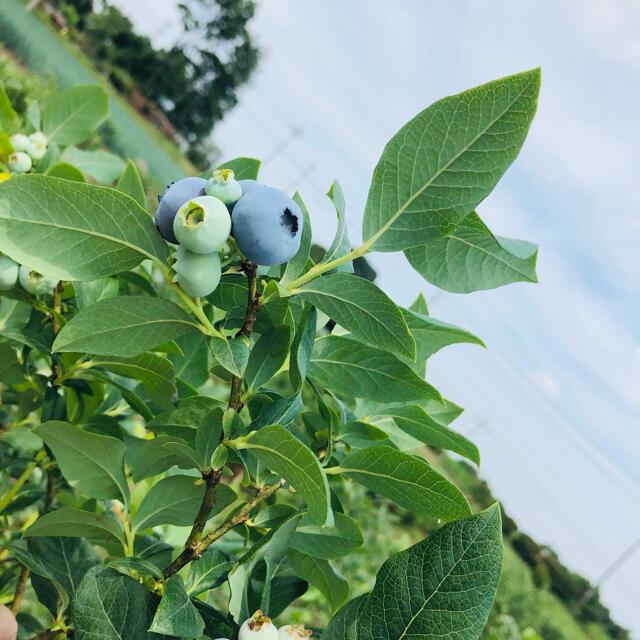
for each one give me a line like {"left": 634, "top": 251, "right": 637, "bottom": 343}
{"left": 114, "top": 0, "right": 640, "bottom": 633}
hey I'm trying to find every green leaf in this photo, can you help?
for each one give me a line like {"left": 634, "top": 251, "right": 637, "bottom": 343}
{"left": 321, "top": 181, "right": 353, "bottom": 273}
{"left": 244, "top": 425, "right": 332, "bottom": 526}
{"left": 287, "top": 549, "right": 348, "bottom": 613}
{"left": 43, "top": 85, "right": 109, "bottom": 146}
{"left": 72, "top": 566, "right": 158, "bottom": 640}
{"left": 373, "top": 405, "right": 479, "bottom": 464}
{"left": 74, "top": 278, "right": 119, "bottom": 311}
{"left": 358, "top": 506, "right": 503, "bottom": 640}
{"left": 291, "top": 511, "right": 363, "bottom": 559}
{"left": 281, "top": 192, "right": 312, "bottom": 285}
{"left": 53, "top": 297, "right": 199, "bottom": 357}
{"left": 309, "top": 336, "right": 441, "bottom": 403}
{"left": 25, "top": 509, "right": 125, "bottom": 547}
{"left": 45, "top": 162, "right": 86, "bottom": 182}
{"left": 406, "top": 210, "right": 538, "bottom": 292}
{"left": 243, "top": 325, "right": 291, "bottom": 391}
{"left": 169, "top": 331, "right": 210, "bottom": 388}
{"left": 0, "top": 83, "right": 18, "bottom": 133}
{"left": 402, "top": 308, "right": 484, "bottom": 362}
{"left": 88, "top": 353, "right": 176, "bottom": 409}
{"left": 323, "top": 595, "right": 365, "bottom": 640}
{"left": 208, "top": 273, "right": 247, "bottom": 310}
{"left": 362, "top": 69, "right": 540, "bottom": 251}
{"left": 338, "top": 421, "right": 390, "bottom": 449}
{"left": 133, "top": 475, "right": 235, "bottom": 532}
{"left": 0, "top": 175, "right": 169, "bottom": 280}
{"left": 186, "top": 548, "right": 236, "bottom": 596}
{"left": 8, "top": 537, "right": 99, "bottom": 602}
{"left": 26, "top": 99, "right": 41, "bottom": 132}
{"left": 409, "top": 293, "right": 429, "bottom": 315}
{"left": 252, "top": 394, "right": 303, "bottom": 429}
{"left": 107, "top": 557, "right": 163, "bottom": 580}
{"left": 60, "top": 147, "right": 126, "bottom": 185}
{"left": 337, "top": 444, "right": 470, "bottom": 521}
{"left": 116, "top": 160, "right": 146, "bottom": 209}
{"left": 125, "top": 436, "right": 191, "bottom": 482}
{"left": 149, "top": 575, "right": 205, "bottom": 637}
{"left": 289, "top": 303, "right": 317, "bottom": 392}
{"left": 297, "top": 274, "right": 415, "bottom": 358}
{"left": 209, "top": 334, "right": 248, "bottom": 377}
{"left": 215, "top": 157, "right": 261, "bottom": 180}
{"left": 34, "top": 421, "right": 129, "bottom": 504}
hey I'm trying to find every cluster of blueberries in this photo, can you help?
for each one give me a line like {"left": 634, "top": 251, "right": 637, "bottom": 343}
{"left": 154, "top": 169, "right": 303, "bottom": 298}
{"left": 0, "top": 254, "right": 57, "bottom": 296}
{"left": 6, "top": 132, "right": 48, "bottom": 175}
{"left": 231, "top": 611, "right": 311, "bottom": 640}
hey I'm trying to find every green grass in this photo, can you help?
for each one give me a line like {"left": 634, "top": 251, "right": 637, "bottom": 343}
{"left": 0, "top": 0, "right": 194, "bottom": 184}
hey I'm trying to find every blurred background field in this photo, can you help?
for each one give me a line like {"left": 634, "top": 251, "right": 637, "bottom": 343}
{"left": 1, "top": 0, "right": 638, "bottom": 638}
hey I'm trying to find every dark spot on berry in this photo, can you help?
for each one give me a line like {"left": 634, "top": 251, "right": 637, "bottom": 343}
{"left": 157, "top": 194, "right": 163, "bottom": 203}
{"left": 281, "top": 208, "right": 298, "bottom": 236}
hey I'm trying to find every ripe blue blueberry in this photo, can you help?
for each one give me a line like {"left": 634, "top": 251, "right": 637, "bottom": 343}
{"left": 0, "top": 255, "right": 19, "bottom": 291}
{"left": 238, "top": 179, "right": 261, "bottom": 196}
{"left": 8, "top": 152, "right": 32, "bottom": 174}
{"left": 172, "top": 246, "right": 221, "bottom": 297}
{"left": 154, "top": 177, "right": 206, "bottom": 244}
{"left": 18, "top": 266, "right": 58, "bottom": 296}
{"left": 231, "top": 186, "right": 302, "bottom": 265}
{"left": 205, "top": 169, "right": 242, "bottom": 205}
{"left": 10, "top": 134, "right": 30, "bottom": 153}
{"left": 173, "top": 195, "right": 231, "bottom": 254}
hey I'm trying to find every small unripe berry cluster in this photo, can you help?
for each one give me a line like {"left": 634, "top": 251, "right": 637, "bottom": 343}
{"left": 227, "top": 611, "right": 311, "bottom": 640}
{"left": 0, "top": 254, "right": 57, "bottom": 296}
{"left": 154, "top": 169, "right": 303, "bottom": 298}
{"left": 6, "top": 131, "right": 48, "bottom": 175}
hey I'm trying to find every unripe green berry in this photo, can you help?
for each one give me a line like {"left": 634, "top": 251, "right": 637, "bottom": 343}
{"left": 19, "top": 266, "right": 57, "bottom": 296}
{"left": 8, "top": 151, "right": 32, "bottom": 174}
{"left": 205, "top": 169, "right": 242, "bottom": 205}
{"left": 172, "top": 246, "right": 221, "bottom": 297}
{"left": 0, "top": 255, "right": 19, "bottom": 290}
{"left": 173, "top": 195, "right": 231, "bottom": 254}
{"left": 10, "top": 133, "right": 30, "bottom": 153}
{"left": 27, "top": 137, "right": 47, "bottom": 162}
{"left": 238, "top": 611, "right": 278, "bottom": 640}
{"left": 29, "top": 131, "right": 47, "bottom": 147}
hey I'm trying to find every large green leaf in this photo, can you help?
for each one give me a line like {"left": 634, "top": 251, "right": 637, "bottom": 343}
{"left": 358, "top": 506, "right": 503, "bottom": 639}
{"left": 0, "top": 175, "right": 169, "bottom": 280}
{"left": 209, "top": 334, "right": 248, "bottom": 378}
{"left": 243, "top": 325, "right": 291, "bottom": 391}
{"left": 372, "top": 405, "right": 479, "bottom": 464}
{"left": 309, "top": 336, "right": 441, "bottom": 403}
{"left": 244, "top": 425, "right": 332, "bottom": 526}
{"left": 25, "top": 509, "right": 125, "bottom": 548}
{"left": 45, "top": 162, "right": 85, "bottom": 182}
{"left": 53, "top": 297, "right": 199, "bottom": 357}
{"left": 74, "top": 278, "right": 119, "bottom": 310}
{"left": 287, "top": 549, "right": 349, "bottom": 613}
{"left": 336, "top": 445, "right": 470, "bottom": 521}
{"left": 170, "top": 331, "right": 210, "bottom": 387}
{"left": 61, "top": 147, "right": 126, "bottom": 185}
{"left": 291, "top": 511, "right": 363, "bottom": 559}
{"left": 297, "top": 274, "right": 414, "bottom": 358}
{"left": 42, "top": 85, "right": 109, "bottom": 146}
{"left": 362, "top": 69, "right": 540, "bottom": 251}
{"left": 125, "top": 436, "right": 191, "bottom": 482}
{"left": 88, "top": 352, "right": 176, "bottom": 409}
{"left": 406, "top": 210, "right": 538, "bottom": 292}
{"left": 133, "top": 475, "right": 236, "bottom": 532}
{"left": 149, "top": 575, "right": 205, "bottom": 637}
{"left": 71, "top": 566, "right": 158, "bottom": 640}
{"left": 34, "top": 421, "right": 129, "bottom": 504}
{"left": 116, "top": 160, "right": 146, "bottom": 209}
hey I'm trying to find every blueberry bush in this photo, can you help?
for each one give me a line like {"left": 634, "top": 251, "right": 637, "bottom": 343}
{"left": 0, "top": 68, "right": 540, "bottom": 639}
